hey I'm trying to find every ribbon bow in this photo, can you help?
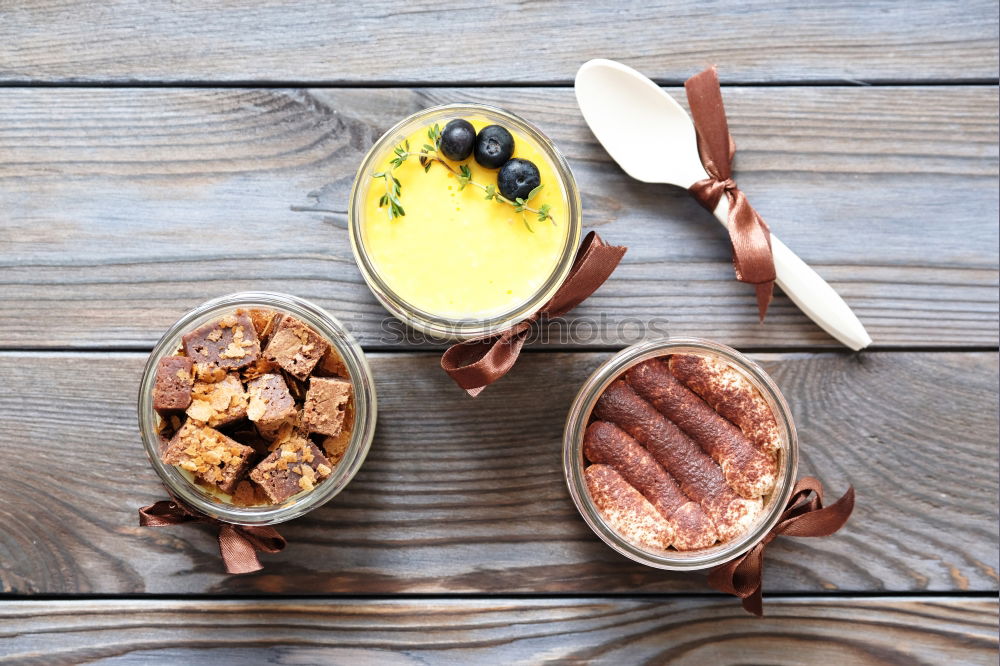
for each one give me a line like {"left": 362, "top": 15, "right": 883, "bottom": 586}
{"left": 708, "top": 476, "right": 855, "bottom": 616}
{"left": 441, "top": 231, "right": 626, "bottom": 395}
{"left": 139, "top": 496, "right": 286, "bottom": 574}
{"left": 685, "top": 66, "right": 776, "bottom": 321}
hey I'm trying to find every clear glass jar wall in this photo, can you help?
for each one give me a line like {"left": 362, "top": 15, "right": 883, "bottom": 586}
{"left": 348, "top": 103, "right": 582, "bottom": 340}
{"left": 563, "top": 338, "right": 799, "bottom": 570}
{"left": 137, "top": 292, "right": 377, "bottom": 526}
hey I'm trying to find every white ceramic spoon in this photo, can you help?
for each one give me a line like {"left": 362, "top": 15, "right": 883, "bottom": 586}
{"left": 575, "top": 58, "right": 872, "bottom": 351}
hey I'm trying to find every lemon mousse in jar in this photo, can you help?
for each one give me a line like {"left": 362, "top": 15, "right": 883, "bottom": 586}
{"left": 349, "top": 104, "right": 582, "bottom": 339}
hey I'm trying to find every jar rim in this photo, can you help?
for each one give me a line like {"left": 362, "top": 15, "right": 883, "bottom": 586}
{"left": 562, "top": 337, "right": 799, "bottom": 570}
{"left": 348, "top": 103, "right": 583, "bottom": 340}
{"left": 137, "top": 291, "right": 377, "bottom": 526}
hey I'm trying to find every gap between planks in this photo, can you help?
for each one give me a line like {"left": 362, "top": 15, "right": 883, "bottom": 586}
{"left": 0, "top": 591, "right": 996, "bottom": 602}
{"left": 0, "top": 78, "right": 998, "bottom": 89}
{"left": 0, "top": 347, "right": 995, "bottom": 355}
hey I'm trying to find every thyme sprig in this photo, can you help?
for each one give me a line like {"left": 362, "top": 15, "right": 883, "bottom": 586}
{"left": 374, "top": 124, "right": 554, "bottom": 231}
{"left": 372, "top": 141, "right": 409, "bottom": 219}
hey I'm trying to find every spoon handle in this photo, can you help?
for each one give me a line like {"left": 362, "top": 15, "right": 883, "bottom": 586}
{"left": 710, "top": 199, "right": 872, "bottom": 350}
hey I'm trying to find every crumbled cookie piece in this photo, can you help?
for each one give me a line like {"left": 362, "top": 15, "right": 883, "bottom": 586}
{"left": 153, "top": 355, "right": 194, "bottom": 413}
{"left": 162, "top": 422, "right": 254, "bottom": 494}
{"left": 249, "top": 309, "right": 284, "bottom": 344}
{"left": 321, "top": 432, "right": 349, "bottom": 466}
{"left": 185, "top": 373, "right": 248, "bottom": 427}
{"left": 193, "top": 362, "right": 227, "bottom": 383}
{"left": 249, "top": 436, "right": 332, "bottom": 503}
{"left": 315, "top": 346, "right": 349, "bottom": 378}
{"left": 182, "top": 311, "right": 261, "bottom": 370}
{"left": 230, "top": 479, "right": 271, "bottom": 506}
{"left": 246, "top": 373, "right": 298, "bottom": 441}
{"left": 231, "top": 480, "right": 257, "bottom": 506}
{"left": 156, "top": 413, "right": 185, "bottom": 441}
{"left": 241, "top": 356, "right": 280, "bottom": 382}
{"left": 263, "top": 315, "right": 329, "bottom": 380}
{"left": 301, "top": 377, "right": 352, "bottom": 437}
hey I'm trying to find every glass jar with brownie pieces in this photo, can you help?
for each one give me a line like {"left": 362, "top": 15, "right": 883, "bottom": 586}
{"left": 137, "top": 292, "right": 376, "bottom": 526}
{"left": 563, "top": 338, "right": 798, "bottom": 571}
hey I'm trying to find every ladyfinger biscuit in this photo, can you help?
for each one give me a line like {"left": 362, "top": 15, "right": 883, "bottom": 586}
{"left": 594, "top": 380, "right": 761, "bottom": 541}
{"left": 627, "top": 359, "right": 776, "bottom": 499}
{"left": 669, "top": 354, "right": 781, "bottom": 458}
{"left": 584, "top": 421, "right": 718, "bottom": 550}
{"left": 584, "top": 464, "right": 674, "bottom": 551}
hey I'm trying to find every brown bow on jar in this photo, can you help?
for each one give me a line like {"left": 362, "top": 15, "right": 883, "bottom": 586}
{"left": 441, "top": 231, "right": 626, "bottom": 396}
{"left": 139, "top": 495, "right": 286, "bottom": 574}
{"left": 708, "top": 476, "right": 855, "bottom": 616}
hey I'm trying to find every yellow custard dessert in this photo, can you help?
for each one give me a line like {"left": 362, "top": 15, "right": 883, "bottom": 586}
{"left": 359, "top": 116, "right": 571, "bottom": 321}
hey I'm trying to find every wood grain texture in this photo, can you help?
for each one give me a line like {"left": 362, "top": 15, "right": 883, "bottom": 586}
{"left": 0, "top": 87, "right": 996, "bottom": 349}
{"left": 0, "top": 597, "right": 996, "bottom": 665}
{"left": 0, "top": 350, "right": 995, "bottom": 596}
{"left": 0, "top": 1, "right": 997, "bottom": 83}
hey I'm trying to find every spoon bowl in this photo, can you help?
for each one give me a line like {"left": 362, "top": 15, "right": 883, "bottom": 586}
{"left": 575, "top": 58, "right": 707, "bottom": 187}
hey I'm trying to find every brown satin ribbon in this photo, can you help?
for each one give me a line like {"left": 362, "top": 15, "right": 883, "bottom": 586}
{"left": 708, "top": 476, "right": 855, "bottom": 616}
{"left": 685, "top": 67, "right": 776, "bottom": 321}
{"left": 139, "top": 495, "right": 286, "bottom": 575}
{"left": 441, "top": 231, "right": 626, "bottom": 396}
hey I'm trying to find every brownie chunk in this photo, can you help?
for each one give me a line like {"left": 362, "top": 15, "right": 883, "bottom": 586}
{"left": 246, "top": 373, "right": 298, "bottom": 441}
{"left": 301, "top": 377, "right": 352, "bottom": 437}
{"left": 185, "top": 373, "right": 248, "bottom": 427}
{"left": 162, "top": 422, "right": 254, "bottom": 495}
{"left": 250, "top": 436, "right": 333, "bottom": 503}
{"left": 182, "top": 311, "right": 261, "bottom": 370}
{"left": 152, "top": 355, "right": 194, "bottom": 413}
{"left": 263, "top": 315, "right": 329, "bottom": 380}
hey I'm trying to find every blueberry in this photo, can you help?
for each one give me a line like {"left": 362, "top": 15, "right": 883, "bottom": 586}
{"left": 474, "top": 124, "right": 514, "bottom": 169}
{"left": 439, "top": 119, "right": 476, "bottom": 161}
{"left": 497, "top": 158, "right": 541, "bottom": 201}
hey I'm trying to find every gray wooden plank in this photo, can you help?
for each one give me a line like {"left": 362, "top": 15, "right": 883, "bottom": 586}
{"left": 0, "top": 87, "right": 996, "bottom": 349}
{"left": 0, "top": 1, "right": 997, "bottom": 83}
{"left": 0, "top": 597, "right": 996, "bottom": 665}
{"left": 0, "top": 350, "right": 995, "bottom": 595}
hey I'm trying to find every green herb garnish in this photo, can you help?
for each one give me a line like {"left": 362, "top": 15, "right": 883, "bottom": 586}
{"left": 373, "top": 124, "right": 554, "bottom": 227}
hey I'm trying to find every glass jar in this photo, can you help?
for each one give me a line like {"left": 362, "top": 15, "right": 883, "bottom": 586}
{"left": 137, "top": 291, "right": 377, "bottom": 526}
{"left": 348, "top": 103, "right": 582, "bottom": 340}
{"left": 563, "top": 337, "right": 798, "bottom": 570}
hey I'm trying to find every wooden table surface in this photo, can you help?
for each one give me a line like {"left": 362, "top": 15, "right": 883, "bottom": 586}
{"left": 1, "top": 2, "right": 997, "bottom": 663}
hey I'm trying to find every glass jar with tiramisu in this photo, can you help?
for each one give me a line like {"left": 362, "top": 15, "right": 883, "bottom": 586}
{"left": 137, "top": 292, "right": 377, "bottom": 526}
{"left": 563, "top": 338, "right": 798, "bottom": 570}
